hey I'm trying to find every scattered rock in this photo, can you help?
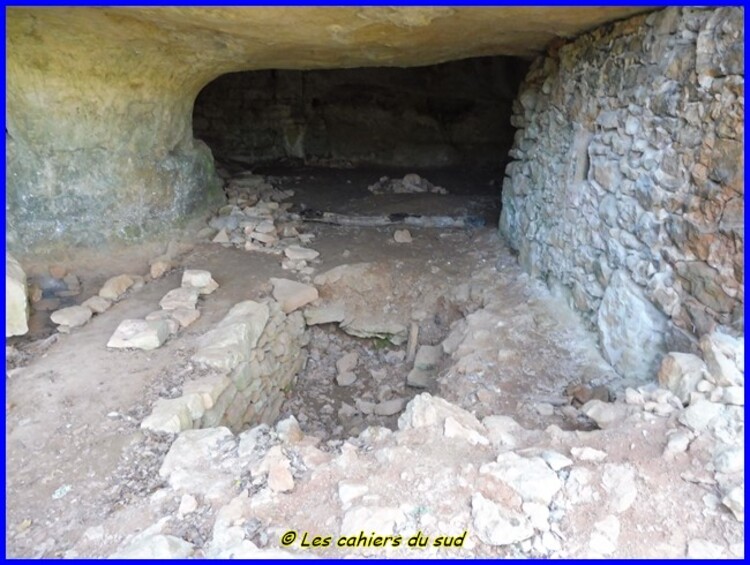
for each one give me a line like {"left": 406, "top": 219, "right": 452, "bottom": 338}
{"left": 658, "top": 352, "right": 706, "bottom": 404}
{"left": 159, "top": 427, "right": 237, "bottom": 499}
{"left": 28, "top": 283, "right": 42, "bottom": 304}
{"left": 399, "top": 393, "right": 485, "bottom": 435}
{"left": 722, "top": 386, "right": 744, "bottom": 406}
{"left": 263, "top": 448, "right": 295, "bottom": 493}
{"left": 539, "top": 450, "right": 573, "bottom": 471}
{"left": 144, "top": 311, "right": 181, "bottom": 335}
{"left": 5, "top": 253, "right": 29, "bottom": 337}
{"left": 663, "top": 430, "right": 691, "bottom": 457}
{"left": 368, "top": 174, "right": 448, "bottom": 195}
{"left": 276, "top": 415, "right": 304, "bottom": 444}
{"left": 159, "top": 287, "right": 200, "bottom": 311}
{"left": 336, "top": 372, "right": 357, "bottom": 387}
{"left": 336, "top": 352, "right": 359, "bottom": 374}
{"left": 107, "top": 319, "right": 170, "bottom": 350}
{"left": 566, "top": 383, "right": 611, "bottom": 406}
{"left": 588, "top": 515, "right": 620, "bottom": 556}
{"left": 50, "top": 305, "right": 92, "bottom": 329}
{"left": 580, "top": 399, "right": 630, "bottom": 429}
{"left": 601, "top": 464, "right": 637, "bottom": 513}
{"left": 406, "top": 367, "right": 433, "bottom": 388}
{"left": 374, "top": 398, "right": 405, "bottom": 416}
{"left": 81, "top": 295, "right": 112, "bottom": 314}
{"left": 170, "top": 307, "right": 201, "bottom": 328}
{"left": 480, "top": 452, "right": 561, "bottom": 505}
{"left": 444, "top": 416, "right": 489, "bottom": 445}
{"left": 284, "top": 245, "right": 320, "bottom": 261}
{"left": 721, "top": 485, "right": 744, "bottom": 522}
{"left": 99, "top": 274, "right": 135, "bottom": 301}
{"left": 413, "top": 344, "right": 442, "bottom": 370}
{"left": 713, "top": 447, "right": 743, "bottom": 474}
{"left": 182, "top": 269, "right": 219, "bottom": 295}
{"left": 471, "top": 492, "right": 533, "bottom": 546}
{"left": 48, "top": 264, "right": 67, "bottom": 279}
{"left": 570, "top": 446, "right": 608, "bottom": 462}
{"left": 270, "top": 278, "right": 319, "bottom": 314}
{"left": 213, "top": 229, "right": 230, "bottom": 244}
{"left": 393, "top": 229, "right": 413, "bottom": 243}
{"left": 678, "top": 399, "right": 725, "bottom": 432}
{"left": 178, "top": 494, "right": 198, "bottom": 516}
{"left": 149, "top": 258, "right": 173, "bottom": 279}
{"left": 700, "top": 331, "right": 744, "bottom": 386}
{"left": 303, "top": 302, "right": 347, "bottom": 326}
{"left": 687, "top": 539, "right": 726, "bottom": 558}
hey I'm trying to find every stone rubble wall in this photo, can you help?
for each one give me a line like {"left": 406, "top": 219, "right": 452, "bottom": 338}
{"left": 142, "top": 298, "right": 309, "bottom": 434}
{"left": 500, "top": 7, "right": 744, "bottom": 381}
{"left": 193, "top": 57, "right": 527, "bottom": 169}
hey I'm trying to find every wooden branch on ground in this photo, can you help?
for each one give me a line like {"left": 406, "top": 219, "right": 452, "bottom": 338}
{"left": 298, "top": 209, "right": 485, "bottom": 228}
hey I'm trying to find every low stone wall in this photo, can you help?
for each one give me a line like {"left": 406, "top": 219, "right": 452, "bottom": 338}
{"left": 142, "top": 298, "right": 309, "bottom": 433}
{"left": 501, "top": 7, "right": 744, "bottom": 381}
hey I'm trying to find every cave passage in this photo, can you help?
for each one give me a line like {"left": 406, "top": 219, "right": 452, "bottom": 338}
{"left": 192, "top": 56, "right": 530, "bottom": 225}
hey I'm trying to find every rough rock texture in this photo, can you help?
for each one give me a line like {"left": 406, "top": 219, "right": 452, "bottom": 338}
{"left": 7, "top": 7, "right": 646, "bottom": 253}
{"left": 5, "top": 253, "right": 28, "bottom": 337}
{"left": 143, "top": 298, "right": 309, "bottom": 433}
{"left": 500, "top": 7, "right": 744, "bottom": 379}
{"left": 193, "top": 58, "right": 526, "bottom": 169}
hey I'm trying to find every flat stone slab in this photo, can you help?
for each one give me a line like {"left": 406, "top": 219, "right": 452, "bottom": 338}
{"left": 50, "top": 305, "right": 92, "bottom": 328}
{"left": 270, "top": 278, "right": 319, "bottom": 314}
{"left": 160, "top": 287, "right": 200, "bottom": 310}
{"left": 284, "top": 245, "right": 320, "bottom": 261}
{"left": 107, "top": 319, "right": 170, "bottom": 350}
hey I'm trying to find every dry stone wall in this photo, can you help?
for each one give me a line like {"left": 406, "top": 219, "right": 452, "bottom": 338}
{"left": 142, "top": 298, "right": 309, "bottom": 433}
{"left": 501, "top": 7, "right": 744, "bottom": 381}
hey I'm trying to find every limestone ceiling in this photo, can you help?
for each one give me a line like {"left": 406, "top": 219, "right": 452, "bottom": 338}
{"left": 9, "top": 7, "right": 652, "bottom": 76}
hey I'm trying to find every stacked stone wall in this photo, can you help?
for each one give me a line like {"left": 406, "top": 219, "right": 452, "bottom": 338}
{"left": 501, "top": 7, "right": 743, "bottom": 380}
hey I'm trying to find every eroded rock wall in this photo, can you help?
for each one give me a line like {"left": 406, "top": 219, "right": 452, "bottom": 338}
{"left": 7, "top": 7, "right": 646, "bottom": 256}
{"left": 501, "top": 7, "right": 744, "bottom": 380}
{"left": 193, "top": 58, "right": 527, "bottom": 168}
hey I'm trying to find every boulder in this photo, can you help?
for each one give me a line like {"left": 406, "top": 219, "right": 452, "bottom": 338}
{"left": 5, "top": 253, "right": 28, "bottom": 337}
{"left": 597, "top": 270, "right": 668, "bottom": 381}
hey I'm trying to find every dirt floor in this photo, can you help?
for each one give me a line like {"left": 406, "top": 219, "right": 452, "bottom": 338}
{"left": 5, "top": 166, "right": 744, "bottom": 558}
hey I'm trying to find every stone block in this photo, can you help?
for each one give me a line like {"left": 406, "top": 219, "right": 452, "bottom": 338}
{"left": 6, "top": 253, "right": 29, "bottom": 337}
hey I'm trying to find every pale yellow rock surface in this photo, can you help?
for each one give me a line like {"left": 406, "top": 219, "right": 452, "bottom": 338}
{"left": 5, "top": 253, "right": 29, "bottom": 337}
